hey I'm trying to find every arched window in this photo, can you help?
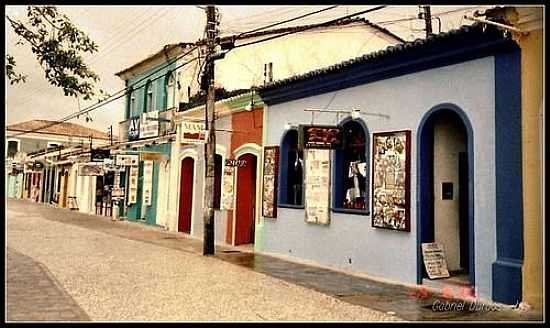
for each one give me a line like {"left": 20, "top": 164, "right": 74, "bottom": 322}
{"left": 126, "top": 87, "right": 134, "bottom": 119}
{"left": 144, "top": 80, "right": 154, "bottom": 112}
{"left": 278, "top": 129, "right": 304, "bottom": 206}
{"left": 165, "top": 72, "right": 175, "bottom": 110}
{"left": 213, "top": 154, "right": 223, "bottom": 209}
{"left": 333, "top": 119, "right": 370, "bottom": 212}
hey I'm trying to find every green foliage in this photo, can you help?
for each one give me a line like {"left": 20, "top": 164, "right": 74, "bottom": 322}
{"left": 6, "top": 6, "right": 100, "bottom": 100}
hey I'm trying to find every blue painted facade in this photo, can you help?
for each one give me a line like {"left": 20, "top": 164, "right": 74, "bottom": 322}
{"left": 259, "top": 24, "right": 523, "bottom": 304}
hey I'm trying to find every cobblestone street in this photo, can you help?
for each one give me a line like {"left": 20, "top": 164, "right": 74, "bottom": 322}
{"left": 6, "top": 199, "right": 398, "bottom": 321}
{"left": 6, "top": 199, "right": 543, "bottom": 322}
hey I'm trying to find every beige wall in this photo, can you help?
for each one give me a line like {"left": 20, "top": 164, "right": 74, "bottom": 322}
{"left": 433, "top": 115, "right": 467, "bottom": 272}
{"left": 516, "top": 25, "right": 543, "bottom": 311}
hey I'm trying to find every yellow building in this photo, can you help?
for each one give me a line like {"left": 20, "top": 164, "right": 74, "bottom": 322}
{"left": 483, "top": 6, "right": 544, "bottom": 311}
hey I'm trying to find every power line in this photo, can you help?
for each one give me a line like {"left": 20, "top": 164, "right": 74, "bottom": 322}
{"left": 10, "top": 50, "right": 201, "bottom": 138}
{"left": 232, "top": 5, "right": 388, "bottom": 50}
{"left": 236, "top": 5, "right": 340, "bottom": 38}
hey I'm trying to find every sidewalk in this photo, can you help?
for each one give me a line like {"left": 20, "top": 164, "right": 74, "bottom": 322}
{"left": 8, "top": 199, "right": 543, "bottom": 322}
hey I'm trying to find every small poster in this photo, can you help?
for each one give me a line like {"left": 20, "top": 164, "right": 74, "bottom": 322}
{"left": 304, "top": 149, "right": 331, "bottom": 225}
{"left": 262, "top": 146, "right": 279, "bottom": 218}
{"left": 221, "top": 166, "right": 235, "bottom": 210}
{"left": 371, "top": 130, "right": 411, "bottom": 231}
{"left": 143, "top": 161, "right": 154, "bottom": 206}
{"left": 128, "top": 165, "right": 139, "bottom": 205}
{"left": 422, "top": 242, "right": 451, "bottom": 279}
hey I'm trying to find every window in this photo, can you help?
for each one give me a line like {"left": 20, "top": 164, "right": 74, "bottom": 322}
{"left": 7, "top": 139, "right": 20, "bottom": 158}
{"left": 278, "top": 129, "right": 304, "bottom": 206}
{"left": 213, "top": 154, "right": 222, "bottom": 209}
{"left": 333, "top": 119, "right": 370, "bottom": 212}
{"left": 145, "top": 80, "right": 154, "bottom": 112}
{"left": 126, "top": 87, "right": 134, "bottom": 119}
{"left": 165, "top": 72, "right": 175, "bottom": 110}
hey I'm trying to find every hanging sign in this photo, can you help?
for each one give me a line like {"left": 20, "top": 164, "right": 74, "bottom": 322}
{"left": 78, "top": 163, "right": 104, "bottom": 176}
{"left": 142, "top": 160, "right": 154, "bottom": 206}
{"left": 128, "top": 166, "right": 139, "bottom": 205}
{"left": 262, "top": 146, "right": 279, "bottom": 218}
{"left": 422, "top": 242, "right": 451, "bottom": 279}
{"left": 115, "top": 154, "right": 139, "bottom": 166}
{"left": 91, "top": 149, "right": 111, "bottom": 162}
{"left": 371, "top": 130, "right": 411, "bottom": 232}
{"left": 140, "top": 110, "right": 159, "bottom": 139}
{"left": 128, "top": 116, "right": 140, "bottom": 141}
{"left": 300, "top": 125, "right": 343, "bottom": 149}
{"left": 140, "top": 152, "right": 167, "bottom": 161}
{"left": 304, "top": 149, "right": 331, "bottom": 225}
{"left": 221, "top": 166, "right": 235, "bottom": 210}
{"left": 181, "top": 121, "right": 208, "bottom": 144}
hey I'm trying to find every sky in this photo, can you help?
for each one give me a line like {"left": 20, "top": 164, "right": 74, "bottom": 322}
{"left": 5, "top": 5, "right": 493, "bottom": 133}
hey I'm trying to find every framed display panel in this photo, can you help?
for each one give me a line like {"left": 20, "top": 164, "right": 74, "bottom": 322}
{"left": 304, "top": 148, "right": 331, "bottom": 225}
{"left": 221, "top": 166, "right": 235, "bottom": 210}
{"left": 262, "top": 146, "right": 279, "bottom": 218}
{"left": 128, "top": 165, "right": 139, "bottom": 205}
{"left": 143, "top": 160, "right": 154, "bottom": 206}
{"left": 371, "top": 130, "right": 411, "bottom": 231}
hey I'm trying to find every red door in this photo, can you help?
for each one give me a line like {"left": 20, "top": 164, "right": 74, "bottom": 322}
{"left": 235, "top": 153, "right": 257, "bottom": 245}
{"left": 178, "top": 157, "right": 194, "bottom": 233}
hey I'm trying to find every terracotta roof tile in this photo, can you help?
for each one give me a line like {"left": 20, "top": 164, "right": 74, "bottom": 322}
{"left": 6, "top": 120, "right": 111, "bottom": 140}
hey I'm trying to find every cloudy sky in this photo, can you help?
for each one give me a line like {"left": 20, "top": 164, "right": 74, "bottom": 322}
{"left": 5, "top": 5, "right": 492, "bottom": 133}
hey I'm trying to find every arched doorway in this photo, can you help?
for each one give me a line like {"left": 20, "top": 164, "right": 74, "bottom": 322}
{"left": 178, "top": 157, "right": 194, "bottom": 233}
{"left": 417, "top": 104, "right": 475, "bottom": 288}
{"left": 234, "top": 153, "right": 258, "bottom": 245}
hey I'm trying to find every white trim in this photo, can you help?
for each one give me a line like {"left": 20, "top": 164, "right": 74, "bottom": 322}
{"left": 231, "top": 143, "right": 262, "bottom": 246}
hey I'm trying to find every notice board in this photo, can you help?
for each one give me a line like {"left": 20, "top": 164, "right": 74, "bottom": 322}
{"left": 304, "top": 148, "right": 331, "bottom": 225}
{"left": 421, "top": 242, "right": 450, "bottom": 279}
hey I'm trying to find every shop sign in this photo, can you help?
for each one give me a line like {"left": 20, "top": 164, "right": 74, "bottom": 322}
{"left": 181, "top": 121, "right": 208, "bottom": 144}
{"left": 91, "top": 149, "right": 111, "bottom": 162}
{"left": 140, "top": 110, "right": 159, "bottom": 139}
{"left": 225, "top": 159, "right": 247, "bottom": 167}
{"left": 128, "top": 116, "right": 140, "bottom": 141}
{"left": 78, "top": 163, "right": 104, "bottom": 176}
{"left": 300, "top": 125, "right": 343, "bottom": 149}
{"left": 421, "top": 242, "right": 450, "bottom": 279}
{"left": 115, "top": 154, "right": 139, "bottom": 166}
{"left": 140, "top": 152, "right": 167, "bottom": 161}
{"left": 142, "top": 160, "right": 154, "bottom": 206}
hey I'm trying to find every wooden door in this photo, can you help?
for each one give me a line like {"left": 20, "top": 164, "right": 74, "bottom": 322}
{"left": 178, "top": 157, "right": 194, "bottom": 233}
{"left": 235, "top": 153, "right": 257, "bottom": 245}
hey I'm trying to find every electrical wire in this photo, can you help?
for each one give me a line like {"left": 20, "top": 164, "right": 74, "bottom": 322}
{"left": 10, "top": 53, "right": 201, "bottom": 138}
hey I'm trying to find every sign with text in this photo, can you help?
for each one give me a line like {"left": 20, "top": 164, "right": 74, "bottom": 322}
{"left": 300, "top": 125, "right": 343, "bottom": 149}
{"left": 262, "top": 146, "right": 279, "bottom": 218}
{"left": 142, "top": 160, "right": 154, "bottom": 206}
{"left": 304, "top": 149, "right": 331, "bottom": 225}
{"left": 221, "top": 166, "right": 235, "bottom": 210}
{"left": 225, "top": 159, "right": 247, "bottom": 167}
{"left": 128, "top": 165, "right": 139, "bottom": 205}
{"left": 421, "top": 242, "right": 450, "bottom": 279}
{"left": 128, "top": 116, "right": 140, "bottom": 141}
{"left": 91, "top": 149, "right": 111, "bottom": 162}
{"left": 78, "top": 163, "right": 104, "bottom": 176}
{"left": 181, "top": 121, "right": 208, "bottom": 144}
{"left": 115, "top": 154, "right": 139, "bottom": 166}
{"left": 140, "top": 152, "right": 167, "bottom": 162}
{"left": 140, "top": 110, "right": 159, "bottom": 139}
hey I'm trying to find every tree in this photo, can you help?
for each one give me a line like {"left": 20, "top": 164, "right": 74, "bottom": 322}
{"left": 6, "top": 6, "right": 100, "bottom": 100}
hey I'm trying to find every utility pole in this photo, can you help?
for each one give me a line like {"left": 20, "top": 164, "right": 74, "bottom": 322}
{"left": 202, "top": 5, "right": 218, "bottom": 255}
{"left": 419, "top": 5, "right": 433, "bottom": 38}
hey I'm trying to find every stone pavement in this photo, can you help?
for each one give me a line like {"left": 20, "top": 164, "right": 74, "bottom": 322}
{"left": 6, "top": 198, "right": 544, "bottom": 322}
{"left": 6, "top": 247, "right": 90, "bottom": 322}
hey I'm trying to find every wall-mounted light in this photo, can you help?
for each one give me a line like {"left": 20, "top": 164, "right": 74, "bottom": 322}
{"left": 351, "top": 108, "right": 361, "bottom": 120}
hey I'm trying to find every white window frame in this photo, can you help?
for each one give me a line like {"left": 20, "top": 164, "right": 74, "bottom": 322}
{"left": 146, "top": 81, "right": 154, "bottom": 112}
{"left": 166, "top": 73, "right": 175, "bottom": 109}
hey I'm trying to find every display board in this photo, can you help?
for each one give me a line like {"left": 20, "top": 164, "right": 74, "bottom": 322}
{"left": 128, "top": 117, "right": 140, "bottom": 141}
{"left": 128, "top": 165, "right": 139, "bottom": 205}
{"left": 140, "top": 110, "right": 159, "bottom": 138}
{"left": 300, "top": 125, "right": 343, "bottom": 149}
{"left": 421, "top": 242, "right": 451, "bottom": 279}
{"left": 262, "top": 146, "right": 279, "bottom": 218}
{"left": 371, "top": 130, "right": 411, "bottom": 231}
{"left": 221, "top": 166, "right": 235, "bottom": 210}
{"left": 143, "top": 160, "right": 154, "bottom": 206}
{"left": 304, "top": 149, "right": 331, "bottom": 225}
{"left": 181, "top": 121, "right": 208, "bottom": 144}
